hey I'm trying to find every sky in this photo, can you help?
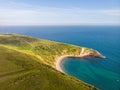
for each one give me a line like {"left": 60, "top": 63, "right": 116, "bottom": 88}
{"left": 0, "top": 0, "right": 120, "bottom": 25}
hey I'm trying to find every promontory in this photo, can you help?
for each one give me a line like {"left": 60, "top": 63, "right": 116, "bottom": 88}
{"left": 0, "top": 34, "right": 104, "bottom": 90}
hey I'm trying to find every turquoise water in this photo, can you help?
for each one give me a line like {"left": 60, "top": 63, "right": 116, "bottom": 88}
{"left": 0, "top": 26, "right": 120, "bottom": 90}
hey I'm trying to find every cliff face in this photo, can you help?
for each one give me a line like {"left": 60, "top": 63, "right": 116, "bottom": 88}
{"left": 82, "top": 49, "right": 105, "bottom": 58}
{"left": 94, "top": 51, "right": 105, "bottom": 58}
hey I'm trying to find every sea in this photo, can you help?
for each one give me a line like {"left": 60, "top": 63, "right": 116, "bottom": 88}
{"left": 0, "top": 26, "right": 120, "bottom": 90}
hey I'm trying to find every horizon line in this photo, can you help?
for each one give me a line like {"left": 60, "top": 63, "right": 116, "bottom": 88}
{"left": 0, "top": 24, "right": 120, "bottom": 26}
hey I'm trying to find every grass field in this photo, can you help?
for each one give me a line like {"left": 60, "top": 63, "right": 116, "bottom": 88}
{"left": 0, "top": 34, "right": 98, "bottom": 90}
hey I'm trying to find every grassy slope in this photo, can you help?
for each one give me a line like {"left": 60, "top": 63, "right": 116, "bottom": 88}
{"left": 0, "top": 34, "right": 98, "bottom": 90}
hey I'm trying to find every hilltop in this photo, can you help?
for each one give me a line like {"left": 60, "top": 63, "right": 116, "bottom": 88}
{"left": 0, "top": 34, "right": 100, "bottom": 90}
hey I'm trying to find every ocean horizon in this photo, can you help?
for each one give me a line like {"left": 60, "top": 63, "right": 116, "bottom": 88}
{"left": 0, "top": 26, "right": 120, "bottom": 90}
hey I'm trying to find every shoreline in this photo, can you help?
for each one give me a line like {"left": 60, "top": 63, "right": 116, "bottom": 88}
{"left": 56, "top": 54, "right": 91, "bottom": 73}
{"left": 56, "top": 53, "right": 105, "bottom": 73}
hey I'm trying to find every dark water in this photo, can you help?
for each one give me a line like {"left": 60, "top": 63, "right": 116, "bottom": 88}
{"left": 0, "top": 26, "right": 120, "bottom": 90}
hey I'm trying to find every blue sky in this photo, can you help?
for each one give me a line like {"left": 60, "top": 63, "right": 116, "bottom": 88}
{"left": 0, "top": 0, "right": 120, "bottom": 25}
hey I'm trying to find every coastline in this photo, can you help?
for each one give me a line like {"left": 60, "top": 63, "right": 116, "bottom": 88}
{"left": 56, "top": 54, "right": 92, "bottom": 73}
{"left": 56, "top": 50, "right": 105, "bottom": 73}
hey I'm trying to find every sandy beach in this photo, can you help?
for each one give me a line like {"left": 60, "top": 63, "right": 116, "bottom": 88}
{"left": 56, "top": 54, "right": 88, "bottom": 73}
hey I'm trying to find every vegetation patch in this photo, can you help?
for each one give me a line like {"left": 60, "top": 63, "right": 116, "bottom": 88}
{"left": 0, "top": 34, "right": 98, "bottom": 90}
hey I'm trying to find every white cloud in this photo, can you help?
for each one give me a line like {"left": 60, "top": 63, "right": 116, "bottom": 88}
{"left": 102, "top": 10, "right": 120, "bottom": 16}
{"left": 0, "top": 6, "right": 120, "bottom": 25}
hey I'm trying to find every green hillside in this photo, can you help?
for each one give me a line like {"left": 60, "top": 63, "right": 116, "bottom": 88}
{"left": 0, "top": 34, "right": 98, "bottom": 90}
